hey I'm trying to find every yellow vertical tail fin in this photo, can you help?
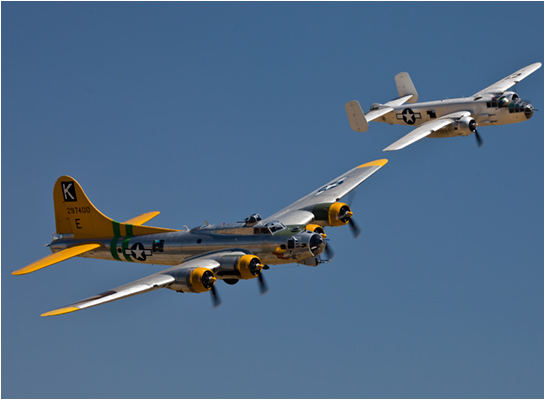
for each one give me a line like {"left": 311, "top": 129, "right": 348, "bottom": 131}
{"left": 53, "top": 176, "right": 178, "bottom": 239}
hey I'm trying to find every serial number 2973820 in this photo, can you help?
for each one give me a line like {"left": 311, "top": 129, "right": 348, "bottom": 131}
{"left": 67, "top": 207, "right": 91, "bottom": 214}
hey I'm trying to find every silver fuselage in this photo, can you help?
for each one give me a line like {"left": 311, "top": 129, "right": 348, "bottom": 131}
{"left": 374, "top": 93, "right": 534, "bottom": 137}
{"left": 49, "top": 225, "right": 324, "bottom": 268}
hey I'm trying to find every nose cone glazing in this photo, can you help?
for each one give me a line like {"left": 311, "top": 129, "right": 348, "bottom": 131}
{"left": 524, "top": 104, "right": 534, "bottom": 119}
{"left": 309, "top": 233, "right": 325, "bottom": 256}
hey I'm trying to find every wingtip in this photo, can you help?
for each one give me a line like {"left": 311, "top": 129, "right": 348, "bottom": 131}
{"left": 357, "top": 159, "right": 388, "bottom": 168}
{"left": 12, "top": 266, "right": 38, "bottom": 276}
{"left": 41, "top": 307, "right": 79, "bottom": 317}
{"left": 12, "top": 269, "right": 26, "bottom": 276}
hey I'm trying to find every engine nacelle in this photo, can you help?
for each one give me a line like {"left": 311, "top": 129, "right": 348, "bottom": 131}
{"left": 237, "top": 255, "right": 263, "bottom": 280}
{"left": 169, "top": 267, "right": 216, "bottom": 293}
{"left": 455, "top": 116, "right": 477, "bottom": 136}
{"left": 328, "top": 202, "right": 353, "bottom": 227}
{"left": 306, "top": 224, "right": 325, "bottom": 235}
{"left": 311, "top": 202, "right": 353, "bottom": 227}
{"left": 214, "top": 254, "right": 264, "bottom": 281}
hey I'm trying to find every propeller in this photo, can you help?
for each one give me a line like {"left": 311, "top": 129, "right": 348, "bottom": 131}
{"left": 324, "top": 242, "right": 335, "bottom": 261}
{"left": 474, "top": 129, "right": 483, "bottom": 148}
{"left": 342, "top": 191, "right": 362, "bottom": 239}
{"left": 468, "top": 119, "right": 483, "bottom": 148}
{"left": 348, "top": 219, "right": 362, "bottom": 239}
{"left": 257, "top": 272, "right": 269, "bottom": 295}
{"left": 210, "top": 285, "right": 222, "bottom": 308}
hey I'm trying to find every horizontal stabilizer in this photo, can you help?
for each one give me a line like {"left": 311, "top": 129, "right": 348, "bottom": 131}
{"left": 12, "top": 244, "right": 101, "bottom": 275}
{"left": 365, "top": 106, "right": 394, "bottom": 122}
{"left": 124, "top": 211, "right": 160, "bottom": 225}
{"left": 345, "top": 101, "right": 369, "bottom": 132}
{"left": 384, "top": 94, "right": 414, "bottom": 107}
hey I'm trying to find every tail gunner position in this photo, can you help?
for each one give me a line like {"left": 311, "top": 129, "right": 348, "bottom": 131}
{"left": 14, "top": 159, "right": 388, "bottom": 316}
{"left": 345, "top": 62, "right": 541, "bottom": 151}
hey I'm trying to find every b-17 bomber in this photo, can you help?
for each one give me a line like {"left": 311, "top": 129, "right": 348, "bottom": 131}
{"left": 14, "top": 160, "right": 387, "bottom": 316}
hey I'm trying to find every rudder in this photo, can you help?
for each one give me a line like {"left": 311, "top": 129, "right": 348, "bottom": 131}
{"left": 395, "top": 72, "right": 419, "bottom": 103}
{"left": 53, "top": 176, "right": 177, "bottom": 239}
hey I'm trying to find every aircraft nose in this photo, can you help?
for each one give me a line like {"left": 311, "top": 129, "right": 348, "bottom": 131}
{"left": 309, "top": 233, "right": 325, "bottom": 256}
{"left": 524, "top": 104, "right": 534, "bottom": 119}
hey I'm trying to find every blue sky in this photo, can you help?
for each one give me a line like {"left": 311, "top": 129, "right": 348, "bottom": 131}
{"left": 2, "top": 2, "right": 543, "bottom": 398}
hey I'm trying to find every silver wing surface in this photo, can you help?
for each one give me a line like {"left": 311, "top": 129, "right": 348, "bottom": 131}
{"left": 41, "top": 256, "right": 222, "bottom": 316}
{"left": 260, "top": 159, "right": 388, "bottom": 226}
{"left": 383, "top": 111, "right": 471, "bottom": 152}
{"left": 473, "top": 62, "right": 542, "bottom": 97}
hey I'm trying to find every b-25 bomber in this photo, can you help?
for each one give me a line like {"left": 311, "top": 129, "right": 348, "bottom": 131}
{"left": 345, "top": 62, "right": 541, "bottom": 151}
{"left": 14, "top": 159, "right": 387, "bottom": 316}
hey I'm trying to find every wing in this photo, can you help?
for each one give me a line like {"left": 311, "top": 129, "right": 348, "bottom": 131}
{"left": 260, "top": 159, "right": 388, "bottom": 226}
{"left": 12, "top": 244, "right": 101, "bottom": 275}
{"left": 124, "top": 211, "right": 160, "bottom": 225}
{"left": 383, "top": 111, "right": 470, "bottom": 152}
{"left": 41, "top": 257, "right": 221, "bottom": 316}
{"left": 473, "top": 62, "right": 542, "bottom": 97}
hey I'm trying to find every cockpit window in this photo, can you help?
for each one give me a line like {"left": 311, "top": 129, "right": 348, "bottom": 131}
{"left": 487, "top": 96, "right": 532, "bottom": 115}
{"left": 266, "top": 221, "right": 286, "bottom": 233}
{"left": 244, "top": 213, "right": 262, "bottom": 226}
{"left": 498, "top": 97, "right": 510, "bottom": 107}
{"left": 488, "top": 97, "right": 531, "bottom": 113}
{"left": 507, "top": 99, "right": 531, "bottom": 113}
{"left": 252, "top": 222, "right": 286, "bottom": 235}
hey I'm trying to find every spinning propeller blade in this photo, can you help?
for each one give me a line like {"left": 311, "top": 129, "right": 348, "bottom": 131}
{"left": 324, "top": 242, "right": 335, "bottom": 261}
{"left": 257, "top": 273, "right": 269, "bottom": 295}
{"left": 348, "top": 218, "right": 362, "bottom": 239}
{"left": 210, "top": 285, "right": 222, "bottom": 308}
{"left": 344, "top": 190, "right": 362, "bottom": 239}
{"left": 475, "top": 129, "right": 484, "bottom": 148}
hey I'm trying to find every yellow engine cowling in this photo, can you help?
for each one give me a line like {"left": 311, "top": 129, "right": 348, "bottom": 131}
{"left": 327, "top": 202, "right": 353, "bottom": 227}
{"left": 237, "top": 255, "right": 263, "bottom": 280}
{"left": 306, "top": 224, "right": 326, "bottom": 235}
{"left": 189, "top": 268, "right": 217, "bottom": 293}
